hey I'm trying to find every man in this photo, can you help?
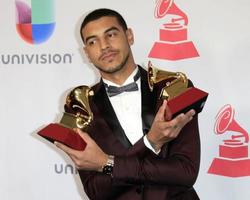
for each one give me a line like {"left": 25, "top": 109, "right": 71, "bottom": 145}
{"left": 55, "top": 8, "right": 200, "bottom": 200}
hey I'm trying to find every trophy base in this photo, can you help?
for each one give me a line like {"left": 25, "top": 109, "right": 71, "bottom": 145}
{"left": 208, "top": 157, "right": 250, "bottom": 177}
{"left": 37, "top": 123, "right": 87, "bottom": 151}
{"left": 167, "top": 87, "right": 208, "bottom": 118}
{"left": 148, "top": 41, "right": 199, "bottom": 60}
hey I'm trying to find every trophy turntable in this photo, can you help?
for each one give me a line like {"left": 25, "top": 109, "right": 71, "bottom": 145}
{"left": 37, "top": 86, "right": 94, "bottom": 151}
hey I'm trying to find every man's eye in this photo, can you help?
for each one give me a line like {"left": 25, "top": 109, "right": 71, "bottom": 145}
{"left": 87, "top": 40, "right": 96, "bottom": 46}
{"left": 108, "top": 33, "right": 114, "bottom": 37}
{"left": 108, "top": 32, "right": 117, "bottom": 38}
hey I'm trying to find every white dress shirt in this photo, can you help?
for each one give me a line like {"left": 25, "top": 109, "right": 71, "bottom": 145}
{"left": 103, "top": 67, "right": 158, "bottom": 153}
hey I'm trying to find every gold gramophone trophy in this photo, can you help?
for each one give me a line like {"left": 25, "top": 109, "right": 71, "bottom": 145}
{"left": 37, "top": 86, "right": 94, "bottom": 150}
{"left": 148, "top": 61, "right": 208, "bottom": 117}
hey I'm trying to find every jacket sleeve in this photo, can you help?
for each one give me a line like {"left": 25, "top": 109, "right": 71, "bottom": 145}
{"left": 78, "top": 137, "right": 152, "bottom": 200}
{"left": 79, "top": 115, "right": 200, "bottom": 199}
{"left": 112, "top": 115, "right": 200, "bottom": 187}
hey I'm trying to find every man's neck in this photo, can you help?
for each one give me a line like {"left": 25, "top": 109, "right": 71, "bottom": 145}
{"left": 101, "top": 63, "right": 137, "bottom": 85}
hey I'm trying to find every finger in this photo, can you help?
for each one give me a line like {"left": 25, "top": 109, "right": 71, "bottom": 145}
{"left": 164, "top": 103, "right": 172, "bottom": 121}
{"left": 175, "top": 113, "right": 188, "bottom": 126}
{"left": 75, "top": 128, "right": 91, "bottom": 142}
{"left": 155, "top": 100, "right": 168, "bottom": 121}
{"left": 171, "top": 110, "right": 195, "bottom": 129}
{"left": 185, "top": 109, "right": 196, "bottom": 119}
{"left": 54, "top": 141, "right": 76, "bottom": 156}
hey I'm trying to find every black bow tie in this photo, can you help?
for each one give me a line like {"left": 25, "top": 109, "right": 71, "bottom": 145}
{"left": 105, "top": 69, "right": 140, "bottom": 97}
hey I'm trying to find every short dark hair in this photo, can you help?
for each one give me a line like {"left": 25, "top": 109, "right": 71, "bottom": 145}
{"left": 80, "top": 8, "right": 128, "bottom": 43}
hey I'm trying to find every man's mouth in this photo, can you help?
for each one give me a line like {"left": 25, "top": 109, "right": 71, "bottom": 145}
{"left": 100, "top": 51, "right": 118, "bottom": 61}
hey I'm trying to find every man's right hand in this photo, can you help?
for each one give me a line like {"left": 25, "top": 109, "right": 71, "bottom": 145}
{"left": 147, "top": 100, "right": 195, "bottom": 152}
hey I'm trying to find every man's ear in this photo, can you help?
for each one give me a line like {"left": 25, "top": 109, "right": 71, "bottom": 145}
{"left": 126, "top": 28, "right": 134, "bottom": 46}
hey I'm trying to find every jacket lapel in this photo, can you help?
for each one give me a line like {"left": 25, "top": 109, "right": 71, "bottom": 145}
{"left": 139, "top": 66, "right": 158, "bottom": 135}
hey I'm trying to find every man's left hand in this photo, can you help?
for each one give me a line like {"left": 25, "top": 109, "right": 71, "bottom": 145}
{"left": 55, "top": 129, "right": 108, "bottom": 171}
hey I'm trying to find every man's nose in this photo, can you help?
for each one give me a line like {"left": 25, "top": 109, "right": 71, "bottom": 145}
{"left": 99, "top": 38, "right": 110, "bottom": 50}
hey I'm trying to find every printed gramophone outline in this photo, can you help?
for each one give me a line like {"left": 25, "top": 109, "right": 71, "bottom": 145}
{"left": 208, "top": 104, "right": 250, "bottom": 177}
{"left": 148, "top": 0, "right": 199, "bottom": 60}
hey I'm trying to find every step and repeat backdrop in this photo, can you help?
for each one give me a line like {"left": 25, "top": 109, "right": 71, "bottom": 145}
{"left": 1, "top": 0, "right": 250, "bottom": 199}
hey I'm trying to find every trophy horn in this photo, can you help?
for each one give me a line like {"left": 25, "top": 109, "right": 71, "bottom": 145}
{"left": 61, "top": 86, "right": 94, "bottom": 130}
{"left": 148, "top": 61, "right": 178, "bottom": 91}
{"left": 147, "top": 61, "right": 188, "bottom": 100}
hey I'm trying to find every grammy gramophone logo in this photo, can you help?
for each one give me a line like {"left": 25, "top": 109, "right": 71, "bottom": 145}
{"left": 208, "top": 104, "right": 250, "bottom": 177}
{"left": 148, "top": 0, "right": 199, "bottom": 61}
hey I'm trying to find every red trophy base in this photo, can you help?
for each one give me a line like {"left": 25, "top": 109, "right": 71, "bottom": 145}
{"left": 149, "top": 41, "right": 199, "bottom": 61}
{"left": 208, "top": 158, "right": 250, "bottom": 177}
{"left": 167, "top": 87, "right": 208, "bottom": 118}
{"left": 37, "top": 123, "right": 87, "bottom": 151}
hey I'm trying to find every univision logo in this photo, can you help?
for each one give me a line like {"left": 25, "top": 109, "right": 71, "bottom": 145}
{"left": 15, "top": 0, "right": 55, "bottom": 44}
{"left": 54, "top": 163, "right": 78, "bottom": 175}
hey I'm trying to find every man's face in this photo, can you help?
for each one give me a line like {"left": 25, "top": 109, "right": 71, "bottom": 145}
{"left": 82, "top": 16, "right": 134, "bottom": 74}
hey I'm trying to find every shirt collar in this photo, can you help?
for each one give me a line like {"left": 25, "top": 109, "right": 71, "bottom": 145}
{"left": 102, "top": 66, "right": 139, "bottom": 87}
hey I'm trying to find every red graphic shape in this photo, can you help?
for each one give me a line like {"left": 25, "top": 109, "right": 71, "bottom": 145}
{"left": 223, "top": 139, "right": 243, "bottom": 146}
{"left": 208, "top": 104, "right": 250, "bottom": 177}
{"left": 160, "top": 28, "right": 187, "bottom": 42}
{"left": 214, "top": 104, "right": 249, "bottom": 143}
{"left": 208, "top": 158, "right": 250, "bottom": 177}
{"left": 219, "top": 144, "right": 248, "bottom": 159}
{"left": 149, "top": 0, "right": 199, "bottom": 61}
{"left": 149, "top": 41, "right": 199, "bottom": 61}
{"left": 155, "top": 0, "right": 188, "bottom": 25}
{"left": 155, "top": 0, "right": 173, "bottom": 18}
{"left": 16, "top": 24, "right": 33, "bottom": 44}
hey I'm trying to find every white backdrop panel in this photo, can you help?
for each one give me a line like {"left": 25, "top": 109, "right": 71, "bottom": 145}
{"left": 1, "top": 0, "right": 250, "bottom": 199}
